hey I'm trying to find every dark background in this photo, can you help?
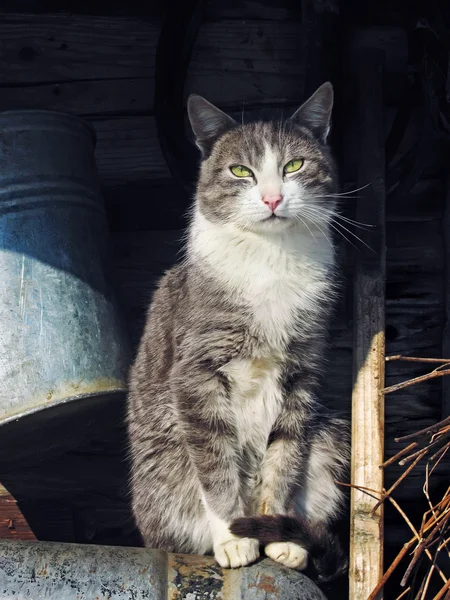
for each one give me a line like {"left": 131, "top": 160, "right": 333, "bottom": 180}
{"left": 0, "top": 0, "right": 449, "bottom": 598}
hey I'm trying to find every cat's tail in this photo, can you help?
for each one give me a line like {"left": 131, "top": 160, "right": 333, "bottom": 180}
{"left": 230, "top": 515, "right": 347, "bottom": 584}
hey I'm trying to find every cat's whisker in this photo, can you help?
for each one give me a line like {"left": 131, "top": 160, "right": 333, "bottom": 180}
{"left": 318, "top": 183, "right": 372, "bottom": 197}
{"left": 333, "top": 214, "right": 374, "bottom": 230}
{"left": 293, "top": 214, "right": 319, "bottom": 244}
{"left": 300, "top": 205, "right": 335, "bottom": 223}
{"left": 300, "top": 207, "right": 357, "bottom": 250}
{"left": 310, "top": 195, "right": 362, "bottom": 201}
{"left": 331, "top": 220, "right": 375, "bottom": 252}
{"left": 295, "top": 212, "right": 334, "bottom": 249}
{"left": 301, "top": 205, "right": 373, "bottom": 251}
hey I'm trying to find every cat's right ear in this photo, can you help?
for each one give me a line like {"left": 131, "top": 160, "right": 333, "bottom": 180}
{"left": 187, "top": 95, "right": 236, "bottom": 157}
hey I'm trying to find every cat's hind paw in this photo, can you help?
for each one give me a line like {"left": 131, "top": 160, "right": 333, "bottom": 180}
{"left": 214, "top": 537, "right": 260, "bottom": 569}
{"left": 265, "top": 541, "right": 308, "bottom": 570}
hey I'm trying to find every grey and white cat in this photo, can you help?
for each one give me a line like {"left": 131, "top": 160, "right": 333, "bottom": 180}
{"left": 127, "top": 82, "right": 349, "bottom": 583}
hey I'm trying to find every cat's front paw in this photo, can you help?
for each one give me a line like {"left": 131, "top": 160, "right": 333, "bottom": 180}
{"left": 214, "top": 537, "right": 260, "bottom": 569}
{"left": 265, "top": 542, "right": 308, "bottom": 570}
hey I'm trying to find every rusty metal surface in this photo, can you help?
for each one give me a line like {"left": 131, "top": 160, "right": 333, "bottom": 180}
{"left": 0, "top": 540, "right": 167, "bottom": 599}
{"left": 0, "top": 540, "right": 328, "bottom": 599}
{"left": 0, "top": 110, "right": 131, "bottom": 465}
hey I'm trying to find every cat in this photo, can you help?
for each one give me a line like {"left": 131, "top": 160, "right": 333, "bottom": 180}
{"left": 127, "top": 82, "right": 349, "bottom": 583}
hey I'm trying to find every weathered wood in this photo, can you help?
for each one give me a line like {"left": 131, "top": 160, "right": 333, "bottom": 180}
{"left": 0, "top": 15, "right": 411, "bottom": 117}
{"left": 0, "top": 78, "right": 154, "bottom": 116}
{"left": 301, "top": 0, "right": 340, "bottom": 96}
{"left": 387, "top": 179, "right": 444, "bottom": 222}
{"left": 0, "top": 15, "right": 306, "bottom": 110}
{"left": 386, "top": 223, "right": 443, "bottom": 273}
{"left": 349, "top": 49, "right": 386, "bottom": 600}
{"left": 0, "top": 14, "right": 158, "bottom": 84}
{"left": 0, "top": 0, "right": 166, "bottom": 17}
{"left": 206, "top": 0, "right": 302, "bottom": 21}
{"left": 0, "top": 0, "right": 296, "bottom": 20}
{"left": 186, "top": 20, "right": 305, "bottom": 105}
{"left": 0, "top": 484, "right": 36, "bottom": 541}
{"left": 92, "top": 117, "right": 171, "bottom": 184}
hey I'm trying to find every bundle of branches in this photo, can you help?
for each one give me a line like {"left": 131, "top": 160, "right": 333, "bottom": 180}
{"left": 347, "top": 356, "right": 450, "bottom": 600}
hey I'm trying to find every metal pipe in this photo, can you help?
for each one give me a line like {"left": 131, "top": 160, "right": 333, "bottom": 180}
{"left": 0, "top": 540, "right": 327, "bottom": 599}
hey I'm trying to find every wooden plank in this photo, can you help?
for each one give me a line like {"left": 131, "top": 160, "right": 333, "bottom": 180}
{"left": 206, "top": 0, "right": 302, "bottom": 21}
{"left": 349, "top": 49, "right": 386, "bottom": 600}
{"left": 186, "top": 20, "right": 305, "bottom": 106}
{"left": 301, "top": 0, "right": 340, "bottom": 95}
{"left": 0, "top": 15, "right": 410, "bottom": 117}
{"left": 2, "top": 0, "right": 166, "bottom": 18}
{"left": 91, "top": 117, "right": 171, "bottom": 184}
{"left": 0, "top": 78, "right": 153, "bottom": 116}
{"left": 0, "top": 483, "right": 36, "bottom": 541}
{"left": 387, "top": 179, "right": 444, "bottom": 222}
{"left": 104, "top": 180, "right": 189, "bottom": 232}
{"left": 0, "top": 13, "right": 158, "bottom": 84}
{"left": 0, "top": 15, "right": 307, "bottom": 111}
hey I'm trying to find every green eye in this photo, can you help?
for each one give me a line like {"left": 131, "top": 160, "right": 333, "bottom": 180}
{"left": 230, "top": 165, "right": 253, "bottom": 178}
{"left": 284, "top": 159, "right": 304, "bottom": 174}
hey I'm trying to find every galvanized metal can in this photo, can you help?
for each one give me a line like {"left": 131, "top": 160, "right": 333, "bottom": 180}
{"left": 0, "top": 110, "right": 131, "bottom": 467}
{"left": 0, "top": 540, "right": 328, "bottom": 599}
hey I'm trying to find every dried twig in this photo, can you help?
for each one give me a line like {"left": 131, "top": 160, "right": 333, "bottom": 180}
{"left": 382, "top": 368, "right": 450, "bottom": 395}
{"left": 386, "top": 355, "right": 450, "bottom": 364}
{"left": 381, "top": 441, "right": 418, "bottom": 467}
{"left": 360, "top": 357, "right": 450, "bottom": 599}
{"left": 396, "top": 417, "right": 450, "bottom": 443}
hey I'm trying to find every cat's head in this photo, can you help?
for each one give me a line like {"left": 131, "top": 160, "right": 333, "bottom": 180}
{"left": 187, "top": 83, "right": 337, "bottom": 234}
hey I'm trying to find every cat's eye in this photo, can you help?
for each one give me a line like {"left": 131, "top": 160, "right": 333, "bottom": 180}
{"left": 230, "top": 165, "right": 253, "bottom": 178}
{"left": 284, "top": 159, "right": 304, "bottom": 174}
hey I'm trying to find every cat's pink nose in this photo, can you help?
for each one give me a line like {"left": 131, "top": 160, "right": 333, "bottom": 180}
{"left": 262, "top": 194, "right": 283, "bottom": 212}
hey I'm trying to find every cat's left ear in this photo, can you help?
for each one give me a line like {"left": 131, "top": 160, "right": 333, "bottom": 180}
{"left": 289, "top": 82, "right": 334, "bottom": 143}
{"left": 188, "top": 95, "right": 237, "bottom": 157}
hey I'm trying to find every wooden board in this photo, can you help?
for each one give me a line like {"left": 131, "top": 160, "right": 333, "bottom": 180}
{"left": 0, "top": 14, "right": 308, "bottom": 113}
{"left": 0, "top": 484, "right": 36, "bottom": 540}
{"left": 349, "top": 49, "right": 386, "bottom": 600}
{"left": 0, "top": 14, "right": 408, "bottom": 117}
{"left": 0, "top": 14, "right": 158, "bottom": 84}
{"left": 0, "top": 0, "right": 297, "bottom": 21}
{"left": 0, "top": 0, "right": 166, "bottom": 17}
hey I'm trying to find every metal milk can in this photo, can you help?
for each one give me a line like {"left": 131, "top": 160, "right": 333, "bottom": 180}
{"left": 0, "top": 110, "right": 131, "bottom": 466}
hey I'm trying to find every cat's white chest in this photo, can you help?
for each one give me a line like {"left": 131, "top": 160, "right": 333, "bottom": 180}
{"left": 243, "top": 259, "right": 314, "bottom": 347}
{"left": 223, "top": 230, "right": 332, "bottom": 348}
{"left": 190, "top": 215, "right": 334, "bottom": 348}
{"left": 222, "top": 357, "right": 283, "bottom": 451}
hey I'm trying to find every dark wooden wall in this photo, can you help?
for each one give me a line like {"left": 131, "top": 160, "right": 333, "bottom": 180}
{"left": 0, "top": 0, "right": 448, "bottom": 559}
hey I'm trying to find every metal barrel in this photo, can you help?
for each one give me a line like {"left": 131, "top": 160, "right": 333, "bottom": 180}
{"left": 0, "top": 110, "right": 131, "bottom": 467}
{"left": 0, "top": 540, "right": 328, "bottom": 600}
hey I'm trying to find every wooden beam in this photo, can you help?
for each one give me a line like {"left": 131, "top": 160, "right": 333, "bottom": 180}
{"left": 349, "top": 47, "right": 386, "bottom": 600}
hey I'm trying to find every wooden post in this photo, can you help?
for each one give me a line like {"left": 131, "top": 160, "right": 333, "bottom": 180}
{"left": 350, "top": 47, "right": 386, "bottom": 600}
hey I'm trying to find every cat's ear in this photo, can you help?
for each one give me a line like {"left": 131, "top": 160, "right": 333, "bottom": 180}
{"left": 187, "top": 95, "right": 237, "bottom": 157}
{"left": 289, "top": 82, "right": 334, "bottom": 142}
